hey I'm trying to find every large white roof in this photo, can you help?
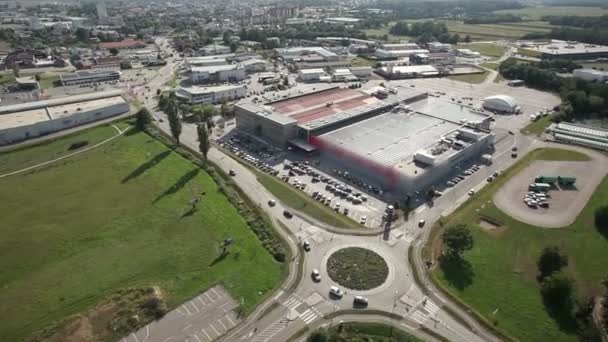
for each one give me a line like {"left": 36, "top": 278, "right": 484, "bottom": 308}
{"left": 483, "top": 95, "right": 518, "bottom": 109}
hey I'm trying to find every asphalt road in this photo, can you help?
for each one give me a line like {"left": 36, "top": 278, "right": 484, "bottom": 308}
{"left": 131, "top": 39, "right": 551, "bottom": 342}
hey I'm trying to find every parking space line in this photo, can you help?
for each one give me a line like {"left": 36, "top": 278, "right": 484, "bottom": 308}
{"left": 130, "top": 333, "right": 139, "bottom": 342}
{"left": 201, "top": 328, "right": 211, "bottom": 341}
{"left": 217, "top": 318, "right": 227, "bottom": 330}
{"left": 192, "top": 334, "right": 202, "bottom": 342}
{"left": 181, "top": 304, "right": 192, "bottom": 315}
{"left": 190, "top": 301, "right": 199, "bottom": 313}
{"left": 206, "top": 292, "right": 214, "bottom": 302}
{"left": 198, "top": 296, "right": 207, "bottom": 306}
{"left": 225, "top": 314, "right": 236, "bottom": 327}
{"left": 210, "top": 322, "right": 221, "bottom": 336}
{"left": 211, "top": 287, "right": 220, "bottom": 298}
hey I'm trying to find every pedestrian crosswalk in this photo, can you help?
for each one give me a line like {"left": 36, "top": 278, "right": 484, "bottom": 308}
{"left": 298, "top": 307, "right": 321, "bottom": 325}
{"left": 282, "top": 294, "right": 303, "bottom": 311}
{"left": 295, "top": 225, "right": 321, "bottom": 242}
{"left": 407, "top": 296, "right": 440, "bottom": 325}
{"left": 252, "top": 318, "right": 290, "bottom": 342}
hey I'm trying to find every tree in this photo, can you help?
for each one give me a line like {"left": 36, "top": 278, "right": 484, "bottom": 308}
{"left": 306, "top": 331, "right": 328, "bottom": 342}
{"left": 197, "top": 123, "right": 210, "bottom": 160}
{"left": 158, "top": 95, "right": 168, "bottom": 111}
{"left": 541, "top": 272, "right": 574, "bottom": 309}
{"left": 441, "top": 224, "right": 473, "bottom": 256}
{"left": 283, "top": 76, "right": 289, "bottom": 87}
{"left": 537, "top": 246, "right": 568, "bottom": 280}
{"left": 12, "top": 64, "right": 19, "bottom": 78}
{"left": 230, "top": 42, "right": 238, "bottom": 53}
{"left": 166, "top": 98, "right": 182, "bottom": 145}
{"left": 464, "top": 35, "right": 472, "bottom": 43}
{"left": 596, "top": 205, "right": 608, "bottom": 235}
{"left": 75, "top": 27, "right": 89, "bottom": 42}
{"left": 109, "top": 47, "right": 119, "bottom": 56}
{"left": 135, "top": 107, "right": 152, "bottom": 130}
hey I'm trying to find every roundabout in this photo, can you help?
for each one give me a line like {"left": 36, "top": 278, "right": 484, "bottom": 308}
{"left": 326, "top": 247, "right": 389, "bottom": 291}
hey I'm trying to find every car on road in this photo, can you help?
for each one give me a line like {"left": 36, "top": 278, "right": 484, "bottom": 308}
{"left": 302, "top": 240, "right": 311, "bottom": 251}
{"left": 228, "top": 170, "right": 236, "bottom": 176}
{"left": 508, "top": 130, "right": 514, "bottom": 135}
{"left": 512, "top": 146, "right": 518, "bottom": 151}
{"left": 312, "top": 269, "right": 321, "bottom": 282}
{"left": 268, "top": 199, "right": 276, "bottom": 207}
{"left": 511, "top": 152, "right": 518, "bottom": 158}
{"left": 353, "top": 296, "right": 368, "bottom": 307}
{"left": 283, "top": 210, "right": 293, "bottom": 218}
{"left": 329, "top": 286, "right": 343, "bottom": 298}
{"left": 418, "top": 219, "right": 426, "bottom": 228}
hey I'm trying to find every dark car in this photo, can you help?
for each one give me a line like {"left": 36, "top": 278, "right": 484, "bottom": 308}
{"left": 283, "top": 210, "right": 293, "bottom": 218}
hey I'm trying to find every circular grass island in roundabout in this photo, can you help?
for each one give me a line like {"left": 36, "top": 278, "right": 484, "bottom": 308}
{"left": 326, "top": 247, "right": 389, "bottom": 291}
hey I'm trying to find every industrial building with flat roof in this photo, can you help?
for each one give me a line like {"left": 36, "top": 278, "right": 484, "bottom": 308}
{"left": 376, "top": 65, "right": 439, "bottom": 79}
{"left": 190, "top": 64, "right": 246, "bottom": 83}
{"left": 0, "top": 90, "right": 129, "bottom": 145}
{"left": 524, "top": 40, "right": 608, "bottom": 59}
{"left": 175, "top": 84, "right": 246, "bottom": 104}
{"left": 547, "top": 122, "right": 608, "bottom": 151}
{"left": 60, "top": 70, "right": 121, "bottom": 86}
{"left": 235, "top": 86, "right": 493, "bottom": 199}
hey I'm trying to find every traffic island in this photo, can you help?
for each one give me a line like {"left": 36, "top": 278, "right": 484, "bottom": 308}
{"left": 326, "top": 247, "right": 389, "bottom": 291}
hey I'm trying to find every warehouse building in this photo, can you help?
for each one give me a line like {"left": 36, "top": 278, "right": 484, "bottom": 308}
{"left": 190, "top": 64, "right": 246, "bottom": 83}
{"left": 60, "top": 70, "right": 121, "bottom": 86}
{"left": 175, "top": 84, "right": 246, "bottom": 104}
{"left": 573, "top": 69, "right": 608, "bottom": 82}
{"left": 376, "top": 65, "right": 439, "bottom": 79}
{"left": 0, "top": 90, "right": 129, "bottom": 146}
{"left": 482, "top": 95, "right": 521, "bottom": 114}
{"left": 240, "top": 58, "right": 267, "bottom": 73}
{"left": 375, "top": 48, "right": 430, "bottom": 59}
{"left": 276, "top": 47, "right": 340, "bottom": 62}
{"left": 298, "top": 68, "right": 327, "bottom": 82}
{"left": 185, "top": 56, "right": 230, "bottom": 68}
{"left": 546, "top": 122, "right": 608, "bottom": 151}
{"left": 526, "top": 40, "right": 608, "bottom": 60}
{"left": 235, "top": 86, "right": 493, "bottom": 201}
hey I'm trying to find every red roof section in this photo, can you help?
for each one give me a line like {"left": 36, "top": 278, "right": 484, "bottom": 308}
{"left": 98, "top": 39, "right": 146, "bottom": 50}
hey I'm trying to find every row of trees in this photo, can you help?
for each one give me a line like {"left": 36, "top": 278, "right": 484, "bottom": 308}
{"left": 389, "top": 21, "right": 469, "bottom": 44}
{"left": 158, "top": 95, "right": 210, "bottom": 159}
{"left": 542, "top": 15, "right": 608, "bottom": 29}
{"left": 463, "top": 14, "right": 522, "bottom": 24}
{"left": 498, "top": 58, "right": 608, "bottom": 121}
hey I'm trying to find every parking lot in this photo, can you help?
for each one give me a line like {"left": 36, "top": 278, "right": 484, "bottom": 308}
{"left": 494, "top": 156, "right": 605, "bottom": 228}
{"left": 122, "top": 286, "right": 240, "bottom": 342}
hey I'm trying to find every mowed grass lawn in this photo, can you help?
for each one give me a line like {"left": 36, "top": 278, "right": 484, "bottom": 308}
{"left": 430, "top": 148, "right": 608, "bottom": 342}
{"left": 459, "top": 43, "right": 506, "bottom": 58}
{"left": 447, "top": 71, "right": 489, "bottom": 84}
{"left": 0, "top": 124, "right": 283, "bottom": 341}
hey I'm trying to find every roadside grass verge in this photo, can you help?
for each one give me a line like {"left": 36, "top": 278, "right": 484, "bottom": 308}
{"left": 0, "top": 123, "right": 285, "bottom": 341}
{"left": 426, "top": 147, "right": 606, "bottom": 342}
{"left": 308, "top": 322, "right": 424, "bottom": 341}
{"left": 520, "top": 114, "right": 553, "bottom": 136}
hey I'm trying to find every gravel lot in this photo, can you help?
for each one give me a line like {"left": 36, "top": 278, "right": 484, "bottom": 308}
{"left": 494, "top": 148, "right": 607, "bottom": 228}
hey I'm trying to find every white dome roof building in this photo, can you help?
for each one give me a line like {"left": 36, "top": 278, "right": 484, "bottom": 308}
{"left": 482, "top": 95, "right": 521, "bottom": 113}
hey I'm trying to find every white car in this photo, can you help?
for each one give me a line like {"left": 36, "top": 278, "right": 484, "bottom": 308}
{"left": 329, "top": 286, "right": 343, "bottom": 298}
{"left": 468, "top": 189, "right": 475, "bottom": 196}
{"left": 311, "top": 269, "right": 321, "bottom": 282}
{"left": 353, "top": 295, "right": 368, "bottom": 306}
{"left": 359, "top": 216, "right": 367, "bottom": 225}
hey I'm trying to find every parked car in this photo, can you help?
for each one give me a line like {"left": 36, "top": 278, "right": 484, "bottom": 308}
{"left": 283, "top": 210, "right": 293, "bottom": 218}
{"left": 228, "top": 170, "right": 236, "bottom": 176}
{"left": 418, "top": 220, "right": 426, "bottom": 228}
{"left": 302, "top": 240, "right": 311, "bottom": 251}
{"left": 268, "top": 199, "right": 276, "bottom": 207}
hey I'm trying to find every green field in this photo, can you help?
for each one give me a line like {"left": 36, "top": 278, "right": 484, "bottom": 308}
{"left": 459, "top": 43, "right": 506, "bottom": 57}
{"left": 517, "top": 48, "right": 543, "bottom": 58}
{"left": 521, "top": 114, "right": 554, "bottom": 136}
{"left": 0, "top": 72, "right": 15, "bottom": 85}
{"left": 38, "top": 73, "right": 60, "bottom": 89}
{"left": 445, "top": 21, "right": 554, "bottom": 41}
{"left": 309, "top": 322, "right": 423, "bottom": 342}
{"left": 429, "top": 148, "right": 607, "bottom": 342}
{"left": 0, "top": 123, "right": 283, "bottom": 341}
{"left": 255, "top": 171, "right": 362, "bottom": 229}
{"left": 351, "top": 56, "right": 378, "bottom": 67}
{"left": 363, "top": 22, "right": 414, "bottom": 43}
{"left": 447, "top": 71, "right": 489, "bottom": 84}
{"left": 494, "top": 6, "right": 608, "bottom": 20}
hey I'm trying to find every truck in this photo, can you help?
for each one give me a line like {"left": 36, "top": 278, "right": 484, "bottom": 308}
{"left": 557, "top": 176, "right": 577, "bottom": 186}
{"left": 534, "top": 175, "right": 558, "bottom": 184}
{"left": 529, "top": 183, "right": 552, "bottom": 192}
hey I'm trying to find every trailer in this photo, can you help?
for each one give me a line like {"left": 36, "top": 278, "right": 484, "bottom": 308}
{"left": 534, "top": 175, "right": 558, "bottom": 184}
{"left": 529, "top": 183, "right": 552, "bottom": 192}
{"left": 557, "top": 176, "right": 576, "bottom": 186}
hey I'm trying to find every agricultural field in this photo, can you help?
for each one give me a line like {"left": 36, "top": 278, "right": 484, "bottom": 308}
{"left": 444, "top": 20, "right": 554, "bottom": 41}
{"left": 0, "top": 123, "right": 284, "bottom": 341}
{"left": 363, "top": 22, "right": 414, "bottom": 42}
{"left": 494, "top": 6, "right": 608, "bottom": 20}
{"left": 429, "top": 148, "right": 608, "bottom": 342}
